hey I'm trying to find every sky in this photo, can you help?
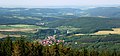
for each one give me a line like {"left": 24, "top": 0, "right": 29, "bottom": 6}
{"left": 0, "top": 0, "right": 120, "bottom": 8}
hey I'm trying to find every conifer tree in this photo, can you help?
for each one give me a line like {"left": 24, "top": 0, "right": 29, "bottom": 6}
{"left": 12, "top": 43, "right": 21, "bottom": 56}
{"left": 4, "top": 37, "right": 12, "bottom": 56}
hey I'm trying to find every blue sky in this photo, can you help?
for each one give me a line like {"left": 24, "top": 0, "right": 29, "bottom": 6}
{"left": 0, "top": 0, "right": 120, "bottom": 7}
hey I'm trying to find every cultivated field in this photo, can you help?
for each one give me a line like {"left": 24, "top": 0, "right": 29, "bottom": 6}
{"left": 0, "top": 28, "right": 36, "bottom": 32}
{"left": 0, "top": 24, "right": 41, "bottom": 29}
{"left": 94, "top": 28, "right": 120, "bottom": 35}
{"left": 0, "top": 24, "right": 46, "bottom": 38}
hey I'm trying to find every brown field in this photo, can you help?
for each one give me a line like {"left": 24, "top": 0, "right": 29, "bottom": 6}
{"left": 93, "top": 28, "right": 120, "bottom": 35}
{"left": 0, "top": 35, "right": 26, "bottom": 38}
{"left": 0, "top": 28, "right": 37, "bottom": 38}
{"left": 73, "top": 28, "right": 120, "bottom": 36}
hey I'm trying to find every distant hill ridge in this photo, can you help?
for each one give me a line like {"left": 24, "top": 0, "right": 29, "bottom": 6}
{"left": 47, "top": 17, "right": 120, "bottom": 33}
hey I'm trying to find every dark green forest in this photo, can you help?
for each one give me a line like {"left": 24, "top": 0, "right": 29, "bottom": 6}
{"left": 0, "top": 37, "right": 120, "bottom": 56}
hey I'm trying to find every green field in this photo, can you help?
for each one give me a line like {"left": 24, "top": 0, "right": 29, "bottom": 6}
{"left": 0, "top": 24, "right": 44, "bottom": 29}
{"left": 0, "top": 24, "right": 48, "bottom": 38}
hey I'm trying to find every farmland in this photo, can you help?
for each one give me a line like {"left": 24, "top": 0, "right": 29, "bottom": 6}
{"left": 0, "top": 24, "right": 48, "bottom": 38}
{"left": 0, "top": 7, "right": 120, "bottom": 56}
{"left": 94, "top": 28, "right": 120, "bottom": 35}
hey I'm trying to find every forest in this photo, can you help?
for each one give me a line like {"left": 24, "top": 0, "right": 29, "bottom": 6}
{"left": 0, "top": 37, "right": 120, "bottom": 56}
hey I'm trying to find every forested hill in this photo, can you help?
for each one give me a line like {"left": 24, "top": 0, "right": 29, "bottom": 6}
{"left": 0, "top": 7, "right": 120, "bottom": 25}
{"left": 47, "top": 17, "right": 120, "bottom": 33}
{"left": 0, "top": 7, "right": 120, "bottom": 33}
{"left": 0, "top": 8, "right": 81, "bottom": 25}
{"left": 0, "top": 8, "right": 81, "bottom": 16}
{"left": 85, "top": 7, "right": 120, "bottom": 17}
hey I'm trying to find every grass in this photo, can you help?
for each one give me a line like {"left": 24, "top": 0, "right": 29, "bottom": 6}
{"left": 56, "top": 26, "right": 81, "bottom": 33}
{"left": 0, "top": 25, "right": 38, "bottom": 29}
{"left": 0, "top": 24, "right": 49, "bottom": 34}
{"left": 0, "top": 24, "right": 39, "bottom": 32}
{"left": 0, "top": 33, "right": 4, "bottom": 38}
{"left": 0, "top": 24, "right": 47, "bottom": 38}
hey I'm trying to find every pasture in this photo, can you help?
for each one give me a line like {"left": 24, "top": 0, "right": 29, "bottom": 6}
{"left": 0, "top": 24, "right": 46, "bottom": 38}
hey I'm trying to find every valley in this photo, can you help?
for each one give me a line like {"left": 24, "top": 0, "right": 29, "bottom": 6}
{"left": 0, "top": 0, "right": 120, "bottom": 56}
{"left": 0, "top": 7, "right": 120, "bottom": 54}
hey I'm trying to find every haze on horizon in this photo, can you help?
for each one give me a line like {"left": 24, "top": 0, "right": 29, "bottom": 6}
{"left": 0, "top": 0, "right": 120, "bottom": 8}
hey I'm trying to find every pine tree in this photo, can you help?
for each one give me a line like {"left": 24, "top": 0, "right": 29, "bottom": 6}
{"left": 89, "top": 50, "right": 99, "bottom": 56}
{"left": 82, "top": 48, "right": 88, "bottom": 56}
{"left": 112, "top": 50, "right": 117, "bottom": 56}
{"left": 4, "top": 37, "right": 12, "bottom": 56}
{"left": 99, "top": 50, "right": 110, "bottom": 56}
{"left": 12, "top": 42, "right": 21, "bottom": 56}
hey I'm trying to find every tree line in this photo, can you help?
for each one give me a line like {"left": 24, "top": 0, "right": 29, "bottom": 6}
{"left": 0, "top": 37, "right": 120, "bottom": 56}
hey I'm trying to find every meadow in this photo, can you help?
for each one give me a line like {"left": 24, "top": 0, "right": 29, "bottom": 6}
{"left": 0, "top": 24, "right": 48, "bottom": 38}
